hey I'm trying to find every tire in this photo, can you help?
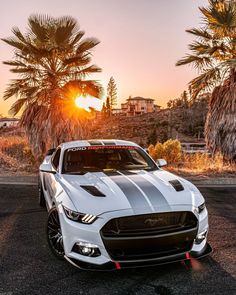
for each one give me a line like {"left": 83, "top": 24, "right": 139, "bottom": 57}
{"left": 46, "top": 207, "right": 65, "bottom": 260}
{"left": 38, "top": 176, "right": 46, "bottom": 208}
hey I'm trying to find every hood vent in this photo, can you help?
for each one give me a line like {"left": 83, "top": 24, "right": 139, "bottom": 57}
{"left": 80, "top": 185, "right": 105, "bottom": 197}
{"left": 88, "top": 140, "right": 103, "bottom": 146}
{"left": 169, "top": 180, "right": 184, "bottom": 192}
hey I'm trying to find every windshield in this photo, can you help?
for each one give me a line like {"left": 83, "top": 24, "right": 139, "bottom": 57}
{"left": 62, "top": 145, "right": 157, "bottom": 174}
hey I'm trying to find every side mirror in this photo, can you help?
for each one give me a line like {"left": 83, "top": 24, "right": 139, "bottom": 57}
{"left": 40, "top": 163, "right": 56, "bottom": 174}
{"left": 156, "top": 159, "right": 167, "bottom": 167}
{"left": 46, "top": 148, "right": 56, "bottom": 156}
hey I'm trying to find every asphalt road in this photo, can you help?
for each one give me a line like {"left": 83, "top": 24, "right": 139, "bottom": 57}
{"left": 0, "top": 185, "right": 235, "bottom": 295}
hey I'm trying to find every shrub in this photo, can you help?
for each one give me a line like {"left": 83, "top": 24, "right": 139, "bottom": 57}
{"left": 148, "top": 139, "right": 182, "bottom": 164}
{"left": 154, "top": 142, "right": 165, "bottom": 160}
{"left": 163, "top": 139, "right": 182, "bottom": 163}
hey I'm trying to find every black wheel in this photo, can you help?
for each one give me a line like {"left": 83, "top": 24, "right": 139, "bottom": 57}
{"left": 38, "top": 176, "right": 46, "bottom": 208}
{"left": 46, "top": 208, "right": 65, "bottom": 259}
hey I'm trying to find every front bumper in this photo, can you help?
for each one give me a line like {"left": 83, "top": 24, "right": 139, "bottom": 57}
{"left": 58, "top": 204, "right": 210, "bottom": 270}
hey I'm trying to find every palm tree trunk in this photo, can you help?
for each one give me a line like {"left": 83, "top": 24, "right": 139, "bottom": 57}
{"left": 205, "top": 80, "right": 236, "bottom": 161}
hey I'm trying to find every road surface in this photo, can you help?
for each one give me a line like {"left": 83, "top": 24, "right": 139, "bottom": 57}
{"left": 0, "top": 184, "right": 235, "bottom": 295}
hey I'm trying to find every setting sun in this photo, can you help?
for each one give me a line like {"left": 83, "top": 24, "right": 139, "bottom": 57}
{"left": 74, "top": 95, "right": 103, "bottom": 112}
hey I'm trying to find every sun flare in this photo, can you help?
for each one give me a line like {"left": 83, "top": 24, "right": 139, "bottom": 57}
{"left": 75, "top": 95, "right": 102, "bottom": 112}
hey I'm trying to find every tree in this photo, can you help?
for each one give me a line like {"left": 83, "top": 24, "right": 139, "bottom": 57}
{"left": 2, "top": 15, "right": 102, "bottom": 157}
{"left": 105, "top": 96, "right": 111, "bottom": 116}
{"left": 176, "top": 0, "right": 236, "bottom": 161}
{"left": 107, "top": 76, "right": 117, "bottom": 108}
{"left": 181, "top": 91, "right": 189, "bottom": 108}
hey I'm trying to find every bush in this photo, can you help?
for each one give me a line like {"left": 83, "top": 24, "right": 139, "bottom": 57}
{"left": 148, "top": 139, "right": 182, "bottom": 164}
{"left": 148, "top": 144, "right": 156, "bottom": 159}
{"left": 163, "top": 139, "right": 182, "bottom": 163}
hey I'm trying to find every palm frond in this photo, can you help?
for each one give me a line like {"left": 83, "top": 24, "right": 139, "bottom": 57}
{"left": 74, "top": 65, "right": 102, "bottom": 77}
{"left": 188, "top": 41, "right": 211, "bottom": 54}
{"left": 55, "top": 20, "right": 77, "bottom": 46}
{"left": 63, "top": 55, "right": 91, "bottom": 67}
{"left": 81, "top": 80, "right": 103, "bottom": 98}
{"left": 10, "top": 67, "right": 38, "bottom": 74}
{"left": 12, "top": 27, "right": 28, "bottom": 44}
{"left": 186, "top": 28, "right": 213, "bottom": 40}
{"left": 70, "top": 31, "right": 85, "bottom": 46}
{"left": 56, "top": 16, "right": 78, "bottom": 31}
{"left": 200, "top": 1, "right": 236, "bottom": 33}
{"left": 190, "top": 67, "right": 221, "bottom": 99}
{"left": 22, "top": 86, "right": 38, "bottom": 97}
{"left": 9, "top": 97, "right": 28, "bottom": 115}
{"left": 76, "top": 38, "right": 100, "bottom": 54}
{"left": 3, "top": 60, "right": 26, "bottom": 67}
{"left": 176, "top": 54, "right": 212, "bottom": 69}
{"left": 3, "top": 80, "right": 25, "bottom": 100}
{"left": 224, "top": 58, "right": 236, "bottom": 67}
{"left": 1, "top": 37, "right": 27, "bottom": 51}
{"left": 28, "top": 15, "right": 51, "bottom": 42}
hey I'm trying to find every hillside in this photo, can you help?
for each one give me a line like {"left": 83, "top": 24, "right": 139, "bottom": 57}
{"left": 89, "top": 108, "right": 206, "bottom": 146}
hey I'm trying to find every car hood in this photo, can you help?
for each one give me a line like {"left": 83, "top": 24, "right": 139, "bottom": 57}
{"left": 58, "top": 170, "right": 203, "bottom": 216}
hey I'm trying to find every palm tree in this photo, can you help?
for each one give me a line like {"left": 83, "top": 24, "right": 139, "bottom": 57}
{"left": 2, "top": 15, "right": 102, "bottom": 157}
{"left": 176, "top": 0, "right": 236, "bottom": 161}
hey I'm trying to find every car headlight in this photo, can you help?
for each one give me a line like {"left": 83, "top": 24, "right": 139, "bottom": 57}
{"left": 198, "top": 202, "right": 206, "bottom": 214}
{"left": 63, "top": 206, "right": 97, "bottom": 224}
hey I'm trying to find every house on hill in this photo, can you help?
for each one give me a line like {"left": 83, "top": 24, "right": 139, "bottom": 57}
{"left": 0, "top": 117, "right": 19, "bottom": 128}
{"left": 113, "top": 96, "right": 161, "bottom": 116}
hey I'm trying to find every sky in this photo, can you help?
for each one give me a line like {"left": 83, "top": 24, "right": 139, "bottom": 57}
{"left": 0, "top": 0, "right": 207, "bottom": 116}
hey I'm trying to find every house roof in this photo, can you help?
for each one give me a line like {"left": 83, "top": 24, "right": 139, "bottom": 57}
{"left": 127, "top": 96, "right": 154, "bottom": 101}
{"left": 0, "top": 117, "right": 19, "bottom": 122}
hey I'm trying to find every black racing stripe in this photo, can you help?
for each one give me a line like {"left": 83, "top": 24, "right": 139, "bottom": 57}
{"left": 104, "top": 171, "right": 151, "bottom": 210}
{"left": 122, "top": 172, "right": 170, "bottom": 208}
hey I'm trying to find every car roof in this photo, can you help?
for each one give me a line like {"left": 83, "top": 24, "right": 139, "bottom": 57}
{"left": 59, "top": 139, "right": 139, "bottom": 150}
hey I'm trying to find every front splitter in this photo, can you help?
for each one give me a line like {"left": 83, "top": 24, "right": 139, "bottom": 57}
{"left": 65, "top": 242, "right": 212, "bottom": 271}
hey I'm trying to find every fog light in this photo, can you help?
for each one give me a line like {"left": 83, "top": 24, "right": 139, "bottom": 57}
{"left": 81, "top": 246, "right": 92, "bottom": 255}
{"left": 195, "top": 229, "right": 207, "bottom": 245}
{"left": 72, "top": 241, "right": 101, "bottom": 257}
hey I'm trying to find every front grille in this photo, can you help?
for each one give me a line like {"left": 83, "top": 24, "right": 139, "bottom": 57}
{"left": 102, "top": 211, "right": 197, "bottom": 237}
{"left": 101, "top": 211, "right": 198, "bottom": 261}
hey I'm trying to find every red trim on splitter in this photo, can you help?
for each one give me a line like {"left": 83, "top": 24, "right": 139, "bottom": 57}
{"left": 185, "top": 252, "right": 190, "bottom": 259}
{"left": 114, "top": 262, "right": 121, "bottom": 270}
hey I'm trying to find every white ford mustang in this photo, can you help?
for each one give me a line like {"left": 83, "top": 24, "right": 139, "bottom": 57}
{"left": 39, "top": 139, "right": 211, "bottom": 270}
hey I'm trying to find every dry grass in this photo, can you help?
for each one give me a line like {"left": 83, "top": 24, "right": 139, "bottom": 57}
{"left": 168, "top": 152, "right": 236, "bottom": 178}
{"left": 148, "top": 139, "right": 235, "bottom": 178}
{"left": 0, "top": 135, "right": 37, "bottom": 174}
